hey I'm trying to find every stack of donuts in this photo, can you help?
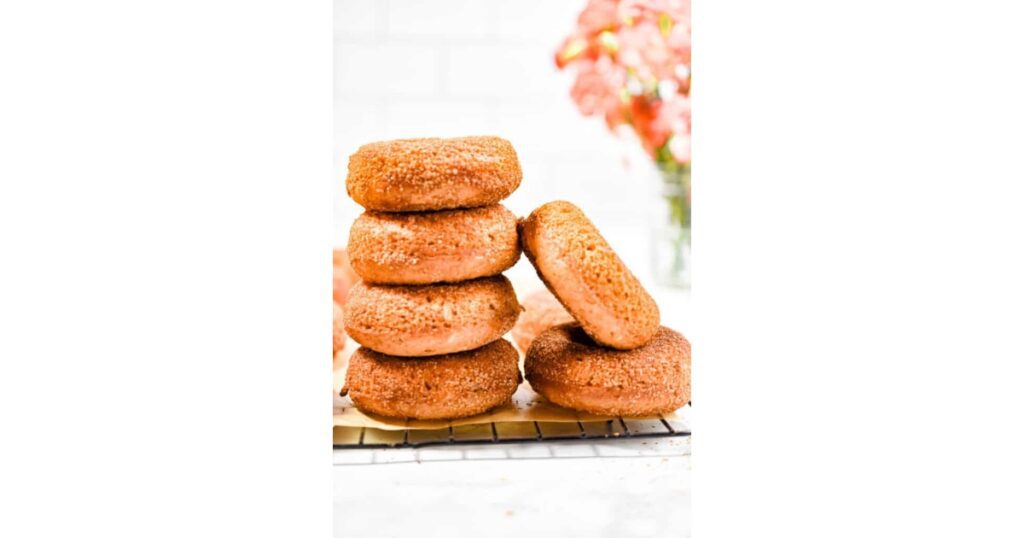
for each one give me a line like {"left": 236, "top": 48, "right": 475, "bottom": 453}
{"left": 341, "top": 136, "right": 526, "bottom": 420}
{"left": 340, "top": 135, "right": 691, "bottom": 421}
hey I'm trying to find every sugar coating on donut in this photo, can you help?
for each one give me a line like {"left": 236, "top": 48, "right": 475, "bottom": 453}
{"left": 346, "top": 136, "right": 522, "bottom": 212}
{"left": 348, "top": 205, "right": 520, "bottom": 284}
{"left": 344, "top": 339, "right": 522, "bottom": 420}
{"left": 520, "top": 201, "right": 660, "bottom": 349}
{"left": 525, "top": 324, "right": 690, "bottom": 416}
{"left": 342, "top": 275, "right": 522, "bottom": 357}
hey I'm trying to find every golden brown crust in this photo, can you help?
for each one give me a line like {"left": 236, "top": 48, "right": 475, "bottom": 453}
{"left": 342, "top": 276, "right": 522, "bottom": 357}
{"left": 519, "top": 201, "right": 660, "bottom": 350}
{"left": 348, "top": 205, "right": 521, "bottom": 284}
{"left": 345, "top": 339, "right": 522, "bottom": 420}
{"left": 333, "top": 302, "right": 346, "bottom": 354}
{"left": 525, "top": 324, "right": 690, "bottom": 416}
{"left": 511, "top": 288, "right": 575, "bottom": 354}
{"left": 346, "top": 136, "right": 522, "bottom": 212}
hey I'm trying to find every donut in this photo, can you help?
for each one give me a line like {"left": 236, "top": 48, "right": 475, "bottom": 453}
{"left": 342, "top": 275, "right": 521, "bottom": 357}
{"left": 333, "top": 302, "right": 346, "bottom": 354}
{"left": 511, "top": 288, "right": 574, "bottom": 354}
{"left": 346, "top": 136, "right": 522, "bottom": 212}
{"left": 519, "top": 200, "right": 660, "bottom": 350}
{"left": 333, "top": 248, "right": 358, "bottom": 306}
{"left": 342, "top": 339, "right": 522, "bottom": 420}
{"left": 348, "top": 205, "right": 520, "bottom": 285}
{"left": 525, "top": 324, "right": 690, "bottom": 416}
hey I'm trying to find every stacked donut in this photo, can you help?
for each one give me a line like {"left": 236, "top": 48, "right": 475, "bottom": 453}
{"left": 340, "top": 136, "right": 524, "bottom": 420}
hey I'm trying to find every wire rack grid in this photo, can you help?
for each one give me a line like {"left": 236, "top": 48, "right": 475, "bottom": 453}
{"left": 334, "top": 411, "right": 689, "bottom": 449}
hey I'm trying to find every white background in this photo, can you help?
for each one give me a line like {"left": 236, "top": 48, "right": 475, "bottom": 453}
{"left": 3, "top": 1, "right": 1024, "bottom": 537}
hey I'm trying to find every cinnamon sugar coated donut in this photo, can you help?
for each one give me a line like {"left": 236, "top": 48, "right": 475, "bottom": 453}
{"left": 519, "top": 201, "right": 660, "bottom": 349}
{"left": 511, "top": 288, "right": 574, "bottom": 354}
{"left": 342, "top": 276, "right": 521, "bottom": 357}
{"left": 343, "top": 339, "right": 522, "bottom": 420}
{"left": 348, "top": 205, "right": 520, "bottom": 284}
{"left": 346, "top": 136, "right": 522, "bottom": 212}
{"left": 525, "top": 324, "right": 690, "bottom": 416}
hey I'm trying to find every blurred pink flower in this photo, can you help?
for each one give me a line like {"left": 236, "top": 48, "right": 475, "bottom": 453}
{"left": 618, "top": 21, "right": 673, "bottom": 82}
{"left": 668, "top": 133, "right": 691, "bottom": 162}
{"left": 629, "top": 98, "right": 663, "bottom": 153}
{"left": 569, "top": 57, "right": 627, "bottom": 128}
{"left": 628, "top": 0, "right": 689, "bottom": 21}
{"left": 654, "top": 95, "right": 691, "bottom": 138}
{"left": 659, "top": 95, "right": 692, "bottom": 162}
{"left": 578, "top": 0, "right": 620, "bottom": 35}
{"left": 556, "top": 0, "right": 691, "bottom": 165}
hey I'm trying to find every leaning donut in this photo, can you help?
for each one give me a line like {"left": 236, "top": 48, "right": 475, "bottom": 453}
{"left": 519, "top": 201, "right": 660, "bottom": 349}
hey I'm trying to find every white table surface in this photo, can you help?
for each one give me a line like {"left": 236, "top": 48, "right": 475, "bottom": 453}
{"left": 335, "top": 437, "right": 690, "bottom": 537}
{"left": 334, "top": 286, "right": 692, "bottom": 537}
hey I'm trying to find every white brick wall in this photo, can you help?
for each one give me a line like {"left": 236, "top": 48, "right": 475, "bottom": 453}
{"left": 334, "top": 0, "right": 659, "bottom": 281}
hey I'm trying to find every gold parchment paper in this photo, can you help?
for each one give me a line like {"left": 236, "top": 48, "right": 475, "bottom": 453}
{"left": 333, "top": 339, "right": 684, "bottom": 431}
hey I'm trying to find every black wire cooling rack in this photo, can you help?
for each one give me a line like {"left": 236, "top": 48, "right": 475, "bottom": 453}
{"left": 333, "top": 413, "right": 690, "bottom": 449}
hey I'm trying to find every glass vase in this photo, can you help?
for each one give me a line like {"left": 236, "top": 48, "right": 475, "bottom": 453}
{"left": 650, "top": 162, "right": 691, "bottom": 289}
